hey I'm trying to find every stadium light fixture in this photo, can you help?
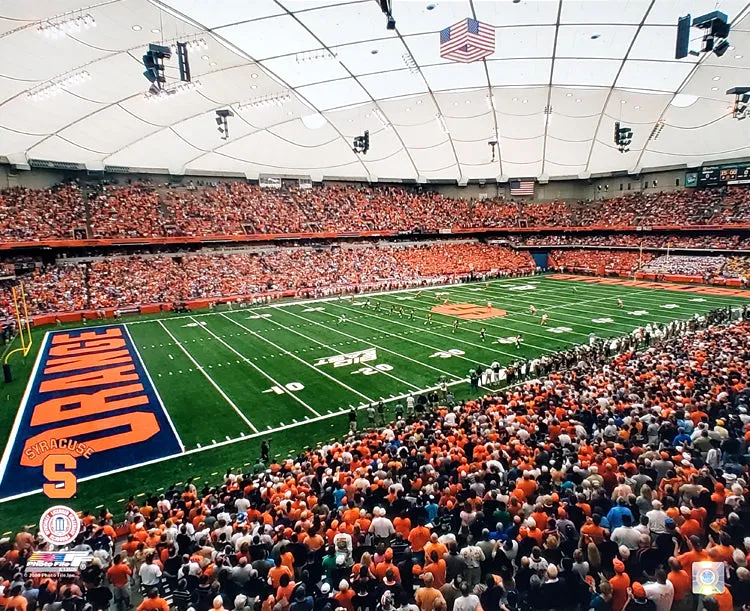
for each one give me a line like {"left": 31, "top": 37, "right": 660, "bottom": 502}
{"left": 143, "top": 80, "right": 202, "bottom": 102}
{"left": 28, "top": 69, "right": 91, "bottom": 101}
{"left": 613, "top": 121, "right": 632, "bottom": 153}
{"left": 216, "top": 109, "right": 234, "bottom": 140}
{"left": 353, "top": 130, "right": 370, "bottom": 154}
{"left": 372, "top": 108, "right": 390, "bottom": 129}
{"left": 236, "top": 92, "right": 292, "bottom": 110}
{"left": 380, "top": 0, "right": 396, "bottom": 30}
{"left": 727, "top": 87, "right": 750, "bottom": 120}
{"left": 37, "top": 12, "right": 96, "bottom": 38}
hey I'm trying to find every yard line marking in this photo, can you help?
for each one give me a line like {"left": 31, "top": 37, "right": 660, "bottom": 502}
{"left": 272, "top": 308, "right": 466, "bottom": 384}
{"left": 326, "top": 300, "right": 518, "bottom": 364}
{"left": 249, "top": 312, "right": 423, "bottom": 390}
{"left": 0, "top": 373, "right": 486, "bottom": 504}
{"left": 219, "top": 313, "right": 373, "bottom": 408}
{"left": 191, "top": 316, "right": 322, "bottom": 418}
{"left": 439, "top": 286, "right": 642, "bottom": 332}
{"left": 123, "top": 325, "right": 185, "bottom": 452}
{"left": 382, "top": 293, "right": 575, "bottom": 346}
{"left": 157, "top": 320, "right": 259, "bottom": 433}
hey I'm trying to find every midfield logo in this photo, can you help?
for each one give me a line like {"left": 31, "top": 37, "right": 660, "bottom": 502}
{"left": 314, "top": 348, "right": 377, "bottom": 368}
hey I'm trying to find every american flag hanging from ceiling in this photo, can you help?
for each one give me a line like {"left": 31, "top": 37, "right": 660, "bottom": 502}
{"left": 439, "top": 18, "right": 495, "bottom": 63}
{"left": 510, "top": 179, "right": 535, "bottom": 196}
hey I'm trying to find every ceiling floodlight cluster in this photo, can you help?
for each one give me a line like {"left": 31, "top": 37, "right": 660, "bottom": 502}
{"left": 295, "top": 50, "right": 337, "bottom": 63}
{"left": 170, "top": 38, "right": 207, "bottom": 54}
{"left": 28, "top": 69, "right": 91, "bottom": 101}
{"left": 372, "top": 108, "right": 390, "bottom": 129}
{"left": 143, "top": 80, "right": 202, "bottom": 101}
{"left": 236, "top": 92, "right": 292, "bottom": 110}
{"left": 37, "top": 12, "right": 96, "bottom": 37}
{"left": 647, "top": 120, "right": 665, "bottom": 142}
{"left": 402, "top": 53, "right": 419, "bottom": 73}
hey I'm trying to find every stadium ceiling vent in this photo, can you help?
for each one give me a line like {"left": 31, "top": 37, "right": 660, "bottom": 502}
{"left": 28, "top": 159, "right": 85, "bottom": 171}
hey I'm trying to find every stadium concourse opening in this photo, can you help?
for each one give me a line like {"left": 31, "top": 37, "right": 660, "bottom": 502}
{"left": 3, "top": 1, "right": 750, "bottom": 611}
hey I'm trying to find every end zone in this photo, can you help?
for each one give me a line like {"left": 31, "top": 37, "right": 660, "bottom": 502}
{"left": 0, "top": 325, "right": 182, "bottom": 500}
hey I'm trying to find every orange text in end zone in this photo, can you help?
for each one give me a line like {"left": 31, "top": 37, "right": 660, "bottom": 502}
{"left": 24, "top": 437, "right": 94, "bottom": 462}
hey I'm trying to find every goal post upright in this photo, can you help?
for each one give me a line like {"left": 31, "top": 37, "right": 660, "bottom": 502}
{"left": 3, "top": 282, "right": 33, "bottom": 383}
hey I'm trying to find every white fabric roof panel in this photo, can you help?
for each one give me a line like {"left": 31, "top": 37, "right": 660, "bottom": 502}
{"left": 1, "top": 0, "right": 750, "bottom": 180}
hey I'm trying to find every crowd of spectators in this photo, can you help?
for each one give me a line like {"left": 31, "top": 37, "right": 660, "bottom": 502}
{"left": 641, "top": 257, "right": 728, "bottom": 279}
{"left": 511, "top": 234, "right": 748, "bottom": 251}
{"left": 4, "top": 314, "right": 750, "bottom": 611}
{"left": 5, "top": 243, "right": 533, "bottom": 314}
{"left": 573, "top": 188, "right": 747, "bottom": 228}
{"left": 3, "top": 182, "right": 750, "bottom": 242}
{"left": 0, "top": 184, "right": 86, "bottom": 241}
{"left": 548, "top": 250, "right": 650, "bottom": 274}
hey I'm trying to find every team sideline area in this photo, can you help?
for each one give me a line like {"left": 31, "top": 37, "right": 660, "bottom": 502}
{"left": 1, "top": 273, "right": 748, "bottom": 520}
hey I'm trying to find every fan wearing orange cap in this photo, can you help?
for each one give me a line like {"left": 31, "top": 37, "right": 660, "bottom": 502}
{"left": 609, "top": 558, "right": 631, "bottom": 611}
{"left": 622, "top": 582, "right": 656, "bottom": 611}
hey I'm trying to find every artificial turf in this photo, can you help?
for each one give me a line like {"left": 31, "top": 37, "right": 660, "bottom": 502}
{"left": 0, "top": 274, "right": 748, "bottom": 533}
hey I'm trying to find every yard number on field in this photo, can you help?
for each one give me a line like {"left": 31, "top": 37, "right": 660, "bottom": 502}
{"left": 352, "top": 363, "right": 393, "bottom": 375}
{"left": 264, "top": 382, "right": 305, "bottom": 394}
{"left": 429, "top": 349, "right": 465, "bottom": 359}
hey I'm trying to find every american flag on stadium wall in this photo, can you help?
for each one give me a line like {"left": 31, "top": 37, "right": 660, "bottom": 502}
{"left": 509, "top": 179, "right": 535, "bottom": 196}
{"left": 439, "top": 18, "right": 495, "bottom": 63}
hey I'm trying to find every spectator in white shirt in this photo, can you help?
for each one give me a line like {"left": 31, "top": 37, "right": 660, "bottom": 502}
{"left": 139, "top": 554, "right": 162, "bottom": 587}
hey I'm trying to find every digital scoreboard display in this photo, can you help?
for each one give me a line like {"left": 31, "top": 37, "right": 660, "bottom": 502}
{"left": 696, "top": 163, "right": 750, "bottom": 187}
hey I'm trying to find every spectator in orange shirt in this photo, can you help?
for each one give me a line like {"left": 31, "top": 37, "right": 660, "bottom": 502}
{"left": 415, "top": 572, "right": 445, "bottom": 611}
{"left": 667, "top": 557, "right": 692, "bottom": 611}
{"left": 106, "top": 555, "right": 132, "bottom": 611}
{"left": 137, "top": 589, "right": 169, "bottom": 611}
{"left": 393, "top": 513, "right": 412, "bottom": 540}
{"left": 409, "top": 521, "right": 431, "bottom": 564}
{"left": 677, "top": 536, "right": 709, "bottom": 576}
{"left": 610, "top": 559, "right": 631, "bottom": 611}
{"left": 334, "top": 580, "right": 355, "bottom": 611}
{"left": 423, "top": 551, "right": 447, "bottom": 589}
{"left": 269, "top": 564, "right": 293, "bottom": 589}
{"left": 581, "top": 514, "right": 608, "bottom": 545}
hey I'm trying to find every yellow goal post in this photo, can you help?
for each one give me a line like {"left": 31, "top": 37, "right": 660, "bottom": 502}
{"left": 3, "top": 282, "right": 32, "bottom": 383}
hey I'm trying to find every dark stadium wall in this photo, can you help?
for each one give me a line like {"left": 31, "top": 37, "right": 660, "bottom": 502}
{"left": 433, "top": 168, "right": 687, "bottom": 202}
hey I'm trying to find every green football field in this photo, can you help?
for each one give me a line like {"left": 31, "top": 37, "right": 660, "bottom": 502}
{"left": 1, "top": 274, "right": 748, "bottom": 532}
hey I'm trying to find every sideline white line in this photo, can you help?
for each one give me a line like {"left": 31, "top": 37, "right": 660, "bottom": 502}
{"left": 157, "top": 320, "right": 259, "bottom": 433}
{"left": 0, "top": 376, "right": 474, "bottom": 504}
{"left": 0, "top": 332, "right": 50, "bottom": 488}
{"left": 218, "top": 313, "right": 372, "bottom": 408}
{"left": 123, "top": 325, "right": 185, "bottom": 452}
{"left": 191, "top": 316, "right": 324, "bottom": 417}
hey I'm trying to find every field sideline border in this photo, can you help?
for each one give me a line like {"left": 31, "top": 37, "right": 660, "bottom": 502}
{"left": 0, "top": 274, "right": 746, "bottom": 504}
{"left": 0, "top": 376, "right": 472, "bottom": 504}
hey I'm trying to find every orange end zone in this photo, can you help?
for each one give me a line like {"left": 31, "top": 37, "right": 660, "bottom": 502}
{"left": 549, "top": 274, "right": 750, "bottom": 298}
{"left": 432, "top": 303, "right": 508, "bottom": 320}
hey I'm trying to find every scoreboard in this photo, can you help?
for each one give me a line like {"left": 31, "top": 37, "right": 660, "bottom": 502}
{"left": 692, "top": 163, "right": 750, "bottom": 187}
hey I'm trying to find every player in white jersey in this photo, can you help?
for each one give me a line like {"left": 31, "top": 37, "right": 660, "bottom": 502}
{"left": 337, "top": 314, "right": 346, "bottom": 325}
{"left": 529, "top": 304, "right": 537, "bottom": 315}
{"left": 540, "top": 313, "right": 548, "bottom": 325}
{"left": 617, "top": 298, "right": 624, "bottom": 308}
{"left": 487, "top": 301, "right": 493, "bottom": 311}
